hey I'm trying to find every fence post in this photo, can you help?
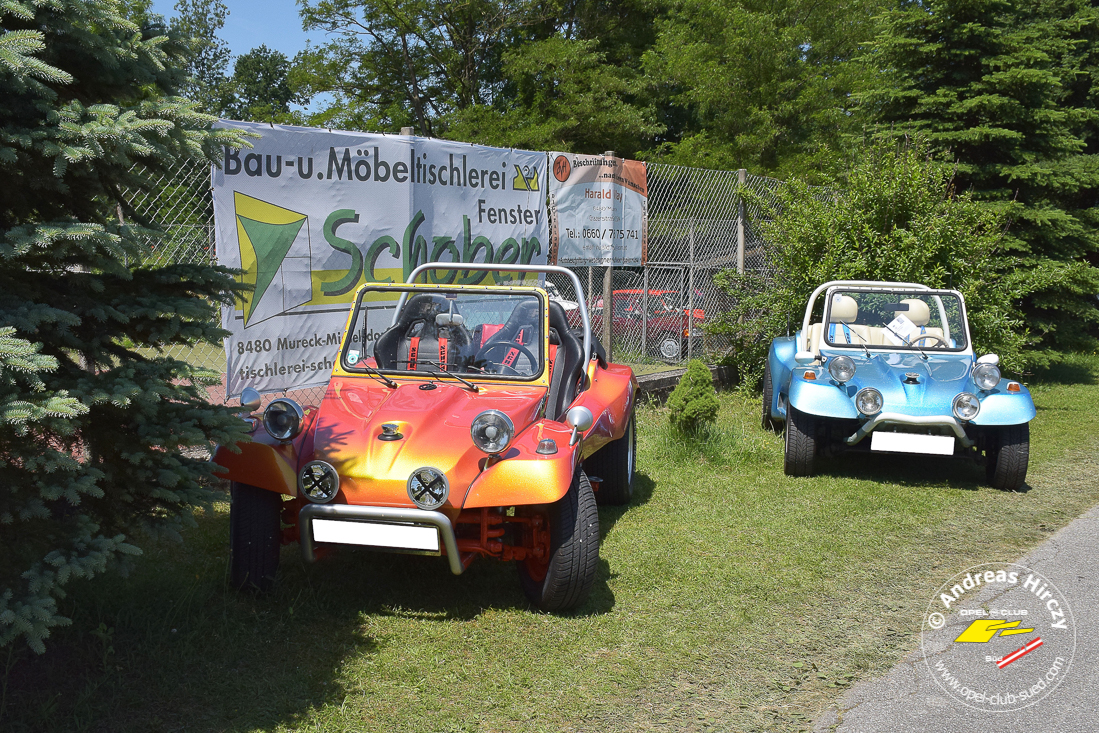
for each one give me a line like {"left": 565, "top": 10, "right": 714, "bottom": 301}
{"left": 687, "top": 219, "right": 696, "bottom": 362}
{"left": 642, "top": 267, "right": 649, "bottom": 358}
{"left": 603, "top": 266, "right": 613, "bottom": 363}
{"left": 737, "top": 168, "right": 747, "bottom": 275}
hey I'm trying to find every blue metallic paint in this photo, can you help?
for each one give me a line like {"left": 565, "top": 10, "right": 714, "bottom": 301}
{"left": 770, "top": 340, "right": 1034, "bottom": 428}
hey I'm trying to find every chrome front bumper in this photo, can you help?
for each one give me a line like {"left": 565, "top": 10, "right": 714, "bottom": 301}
{"left": 844, "top": 412, "right": 974, "bottom": 448}
{"left": 299, "top": 503, "right": 464, "bottom": 574}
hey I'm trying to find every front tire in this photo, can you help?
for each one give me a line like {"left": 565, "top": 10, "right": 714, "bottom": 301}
{"left": 784, "top": 407, "right": 818, "bottom": 477}
{"left": 586, "top": 412, "right": 636, "bottom": 506}
{"left": 518, "top": 471, "right": 600, "bottom": 611}
{"left": 986, "top": 423, "right": 1030, "bottom": 491}
{"left": 229, "top": 482, "right": 282, "bottom": 592}
{"left": 762, "top": 360, "right": 777, "bottom": 432}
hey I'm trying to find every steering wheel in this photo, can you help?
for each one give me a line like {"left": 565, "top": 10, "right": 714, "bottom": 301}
{"left": 474, "top": 340, "right": 538, "bottom": 376}
{"left": 910, "top": 333, "right": 948, "bottom": 347}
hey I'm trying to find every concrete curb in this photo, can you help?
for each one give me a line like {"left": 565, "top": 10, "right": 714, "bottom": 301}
{"left": 635, "top": 364, "right": 732, "bottom": 403}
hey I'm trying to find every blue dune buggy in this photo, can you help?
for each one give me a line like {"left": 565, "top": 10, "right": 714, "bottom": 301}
{"left": 764, "top": 281, "right": 1035, "bottom": 490}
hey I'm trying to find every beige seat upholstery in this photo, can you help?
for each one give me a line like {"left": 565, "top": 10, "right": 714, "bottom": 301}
{"left": 809, "top": 295, "right": 871, "bottom": 355}
{"left": 895, "top": 298, "right": 946, "bottom": 346}
{"left": 898, "top": 299, "right": 930, "bottom": 326}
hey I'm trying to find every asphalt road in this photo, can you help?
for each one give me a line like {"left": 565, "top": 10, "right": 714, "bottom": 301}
{"left": 814, "top": 503, "right": 1099, "bottom": 733}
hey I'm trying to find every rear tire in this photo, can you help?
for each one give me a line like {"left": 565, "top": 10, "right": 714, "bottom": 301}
{"left": 229, "top": 482, "right": 282, "bottom": 592}
{"left": 986, "top": 423, "right": 1030, "bottom": 491}
{"left": 518, "top": 471, "right": 600, "bottom": 612}
{"left": 586, "top": 412, "right": 636, "bottom": 506}
{"left": 784, "top": 407, "right": 818, "bottom": 477}
{"left": 762, "top": 360, "right": 776, "bottom": 432}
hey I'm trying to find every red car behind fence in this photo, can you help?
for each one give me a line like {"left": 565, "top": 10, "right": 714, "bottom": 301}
{"left": 572, "top": 289, "right": 705, "bottom": 361}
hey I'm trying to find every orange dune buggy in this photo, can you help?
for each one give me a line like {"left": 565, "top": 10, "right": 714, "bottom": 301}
{"left": 214, "top": 264, "right": 638, "bottom": 611}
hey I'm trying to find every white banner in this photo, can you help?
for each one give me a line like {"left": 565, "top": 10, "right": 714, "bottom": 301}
{"left": 547, "top": 153, "right": 647, "bottom": 266}
{"left": 214, "top": 121, "right": 548, "bottom": 397}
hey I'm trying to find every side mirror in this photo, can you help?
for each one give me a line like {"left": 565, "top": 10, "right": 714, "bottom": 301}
{"left": 239, "top": 387, "right": 261, "bottom": 414}
{"left": 976, "top": 353, "right": 999, "bottom": 366}
{"left": 565, "top": 406, "right": 594, "bottom": 446}
{"left": 794, "top": 350, "right": 815, "bottom": 365}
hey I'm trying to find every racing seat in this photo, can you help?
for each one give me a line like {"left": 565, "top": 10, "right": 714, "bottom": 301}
{"left": 373, "top": 294, "right": 471, "bottom": 370}
{"left": 546, "top": 301, "right": 583, "bottom": 421}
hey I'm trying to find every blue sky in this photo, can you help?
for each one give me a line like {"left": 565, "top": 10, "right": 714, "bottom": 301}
{"left": 150, "top": 0, "right": 324, "bottom": 60}
{"left": 150, "top": 0, "right": 334, "bottom": 114}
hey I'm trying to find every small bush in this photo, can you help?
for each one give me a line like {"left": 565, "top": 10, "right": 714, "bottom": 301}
{"left": 667, "top": 359, "right": 720, "bottom": 432}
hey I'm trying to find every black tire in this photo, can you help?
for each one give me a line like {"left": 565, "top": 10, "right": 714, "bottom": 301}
{"left": 762, "top": 360, "right": 776, "bottom": 432}
{"left": 986, "top": 423, "right": 1030, "bottom": 491}
{"left": 518, "top": 471, "right": 600, "bottom": 612}
{"left": 586, "top": 411, "right": 636, "bottom": 506}
{"left": 229, "top": 482, "right": 282, "bottom": 592}
{"left": 783, "top": 407, "right": 818, "bottom": 477}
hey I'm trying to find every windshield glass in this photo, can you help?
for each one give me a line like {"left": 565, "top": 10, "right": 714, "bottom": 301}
{"left": 823, "top": 289, "right": 968, "bottom": 352}
{"left": 342, "top": 287, "right": 545, "bottom": 379}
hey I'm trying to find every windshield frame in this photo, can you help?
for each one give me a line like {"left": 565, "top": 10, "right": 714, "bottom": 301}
{"left": 337, "top": 282, "right": 550, "bottom": 385}
{"left": 821, "top": 287, "right": 972, "bottom": 354}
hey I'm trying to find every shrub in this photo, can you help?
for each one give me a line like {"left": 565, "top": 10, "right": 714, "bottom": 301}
{"left": 667, "top": 359, "right": 720, "bottom": 432}
{"left": 711, "top": 137, "right": 1051, "bottom": 384}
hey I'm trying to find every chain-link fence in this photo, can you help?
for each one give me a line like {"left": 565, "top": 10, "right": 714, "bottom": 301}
{"left": 127, "top": 157, "right": 783, "bottom": 404}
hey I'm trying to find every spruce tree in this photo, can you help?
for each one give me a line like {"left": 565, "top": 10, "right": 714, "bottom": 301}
{"left": 857, "top": 0, "right": 1099, "bottom": 349}
{"left": 0, "top": 0, "right": 248, "bottom": 653}
{"left": 667, "top": 359, "right": 720, "bottom": 432}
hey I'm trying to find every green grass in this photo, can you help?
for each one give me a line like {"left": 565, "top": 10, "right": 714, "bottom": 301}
{"left": 6, "top": 355, "right": 1099, "bottom": 732}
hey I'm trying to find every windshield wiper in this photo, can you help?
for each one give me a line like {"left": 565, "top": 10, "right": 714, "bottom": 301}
{"left": 843, "top": 326, "right": 872, "bottom": 359}
{"left": 882, "top": 324, "right": 929, "bottom": 360}
{"left": 356, "top": 360, "right": 398, "bottom": 388}
{"left": 424, "top": 360, "right": 479, "bottom": 392}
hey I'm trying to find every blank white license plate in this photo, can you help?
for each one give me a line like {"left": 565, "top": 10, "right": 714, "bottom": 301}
{"left": 871, "top": 431, "right": 955, "bottom": 455}
{"left": 312, "top": 519, "right": 440, "bottom": 552}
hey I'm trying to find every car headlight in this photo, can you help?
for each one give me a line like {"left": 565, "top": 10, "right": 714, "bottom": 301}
{"left": 855, "top": 387, "right": 883, "bottom": 415}
{"left": 828, "top": 355, "right": 856, "bottom": 383}
{"left": 263, "top": 399, "right": 304, "bottom": 441}
{"left": 470, "top": 410, "right": 514, "bottom": 454}
{"left": 952, "top": 392, "right": 981, "bottom": 421}
{"left": 972, "top": 363, "right": 1001, "bottom": 391}
{"left": 299, "top": 461, "right": 339, "bottom": 504}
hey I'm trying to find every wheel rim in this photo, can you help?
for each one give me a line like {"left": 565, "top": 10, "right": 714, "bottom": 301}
{"left": 660, "top": 338, "right": 680, "bottom": 359}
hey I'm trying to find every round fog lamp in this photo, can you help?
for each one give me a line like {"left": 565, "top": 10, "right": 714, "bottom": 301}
{"left": 952, "top": 392, "right": 981, "bottom": 421}
{"left": 973, "top": 363, "right": 1001, "bottom": 391}
{"left": 299, "top": 461, "right": 339, "bottom": 504}
{"left": 470, "top": 410, "right": 514, "bottom": 454}
{"left": 263, "top": 399, "right": 304, "bottom": 441}
{"left": 855, "top": 387, "right": 883, "bottom": 416}
{"left": 828, "top": 355, "right": 856, "bottom": 383}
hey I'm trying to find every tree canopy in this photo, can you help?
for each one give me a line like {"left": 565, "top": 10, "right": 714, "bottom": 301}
{"left": 0, "top": 0, "right": 248, "bottom": 652}
{"left": 856, "top": 0, "right": 1099, "bottom": 349}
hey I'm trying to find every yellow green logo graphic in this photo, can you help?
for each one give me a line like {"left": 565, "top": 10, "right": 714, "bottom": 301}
{"left": 234, "top": 192, "right": 312, "bottom": 326}
{"left": 512, "top": 165, "right": 539, "bottom": 191}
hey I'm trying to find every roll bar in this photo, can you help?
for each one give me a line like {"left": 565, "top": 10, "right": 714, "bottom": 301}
{"left": 402, "top": 262, "right": 591, "bottom": 364}
{"left": 800, "top": 280, "right": 931, "bottom": 353}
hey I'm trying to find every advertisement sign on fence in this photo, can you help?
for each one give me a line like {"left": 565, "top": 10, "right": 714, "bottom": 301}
{"left": 213, "top": 121, "right": 548, "bottom": 397}
{"left": 547, "top": 153, "right": 647, "bottom": 266}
